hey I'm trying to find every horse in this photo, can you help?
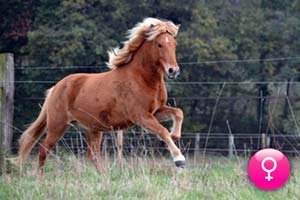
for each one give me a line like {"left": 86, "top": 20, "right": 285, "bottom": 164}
{"left": 116, "top": 130, "right": 123, "bottom": 167}
{"left": 15, "top": 18, "right": 185, "bottom": 174}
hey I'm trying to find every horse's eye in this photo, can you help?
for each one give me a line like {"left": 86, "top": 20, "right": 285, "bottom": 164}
{"left": 157, "top": 44, "right": 163, "bottom": 48}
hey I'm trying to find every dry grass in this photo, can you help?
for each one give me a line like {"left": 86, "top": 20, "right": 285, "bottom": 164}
{"left": 1, "top": 155, "right": 300, "bottom": 200}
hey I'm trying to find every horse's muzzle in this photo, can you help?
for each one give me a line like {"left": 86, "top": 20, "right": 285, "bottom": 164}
{"left": 167, "top": 67, "right": 180, "bottom": 79}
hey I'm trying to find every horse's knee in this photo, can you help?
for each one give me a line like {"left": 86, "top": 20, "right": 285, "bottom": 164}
{"left": 174, "top": 108, "right": 183, "bottom": 120}
{"left": 171, "top": 134, "right": 180, "bottom": 142}
{"left": 117, "top": 142, "right": 123, "bottom": 151}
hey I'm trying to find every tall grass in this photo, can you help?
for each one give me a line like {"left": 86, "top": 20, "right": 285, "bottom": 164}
{"left": 0, "top": 155, "right": 299, "bottom": 200}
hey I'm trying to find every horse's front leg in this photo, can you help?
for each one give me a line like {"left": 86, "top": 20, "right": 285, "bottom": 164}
{"left": 136, "top": 113, "right": 186, "bottom": 167}
{"left": 154, "top": 106, "right": 183, "bottom": 142}
{"left": 116, "top": 130, "right": 123, "bottom": 168}
{"left": 87, "top": 131, "right": 103, "bottom": 173}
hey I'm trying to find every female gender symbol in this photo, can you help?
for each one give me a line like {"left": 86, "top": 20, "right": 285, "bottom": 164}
{"left": 261, "top": 157, "right": 277, "bottom": 181}
{"left": 248, "top": 148, "right": 290, "bottom": 190}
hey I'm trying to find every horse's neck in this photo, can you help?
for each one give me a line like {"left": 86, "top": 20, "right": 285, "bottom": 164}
{"left": 127, "top": 43, "right": 165, "bottom": 86}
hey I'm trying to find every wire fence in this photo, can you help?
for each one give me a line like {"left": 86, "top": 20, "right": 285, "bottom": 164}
{"left": 8, "top": 60, "right": 300, "bottom": 159}
{"left": 13, "top": 56, "right": 300, "bottom": 70}
{"left": 9, "top": 130, "right": 300, "bottom": 159}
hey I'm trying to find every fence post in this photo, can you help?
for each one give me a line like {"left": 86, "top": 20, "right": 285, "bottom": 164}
{"left": 261, "top": 133, "right": 266, "bottom": 149}
{"left": 0, "top": 53, "right": 14, "bottom": 157}
{"left": 228, "top": 134, "right": 234, "bottom": 158}
{"left": 0, "top": 107, "right": 2, "bottom": 174}
{"left": 266, "top": 135, "right": 271, "bottom": 148}
{"left": 194, "top": 133, "right": 200, "bottom": 161}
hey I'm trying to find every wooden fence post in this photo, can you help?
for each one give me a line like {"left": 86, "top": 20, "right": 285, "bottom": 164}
{"left": 0, "top": 53, "right": 14, "bottom": 156}
{"left": 0, "top": 107, "right": 2, "bottom": 174}
{"left": 266, "top": 136, "right": 270, "bottom": 148}
{"left": 228, "top": 134, "right": 234, "bottom": 158}
{"left": 194, "top": 133, "right": 200, "bottom": 161}
{"left": 261, "top": 133, "right": 266, "bottom": 149}
{"left": 261, "top": 133, "right": 271, "bottom": 149}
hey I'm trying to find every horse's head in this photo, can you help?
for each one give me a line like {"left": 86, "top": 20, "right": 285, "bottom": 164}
{"left": 107, "top": 18, "right": 181, "bottom": 79}
{"left": 152, "top": 32, "right": 180, "bottom": 79}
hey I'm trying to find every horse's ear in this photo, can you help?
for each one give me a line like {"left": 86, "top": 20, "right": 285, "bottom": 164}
{"left": 176, "top": 24, "right": 181, "bottom": 29}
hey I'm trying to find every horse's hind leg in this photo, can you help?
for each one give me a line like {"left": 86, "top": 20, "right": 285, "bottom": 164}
{"left": 87, "top": 131, "right": 103, "bottom": 173}
{"left": 38, "top": 121, "right": 67, "bottom": 175}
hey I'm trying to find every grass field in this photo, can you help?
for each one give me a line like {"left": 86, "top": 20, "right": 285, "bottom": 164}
{"left": 0, "top": 155, "right": 299, "bottom": 200}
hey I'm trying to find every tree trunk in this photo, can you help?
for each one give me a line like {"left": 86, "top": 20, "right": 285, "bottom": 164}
{"left": 0, "top": 53, "right": 14, "bottom": 156}
{"left": 257, "top": 52, "right": 269, "bottom": 136}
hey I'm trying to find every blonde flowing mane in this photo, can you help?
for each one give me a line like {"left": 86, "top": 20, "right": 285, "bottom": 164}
{"left": 107, "top": 18, "right": 179, "bottom": 69}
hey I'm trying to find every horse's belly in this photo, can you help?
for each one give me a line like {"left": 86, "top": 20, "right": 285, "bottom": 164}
{"left": 71, "top": 105, "right": 134, "bottom": 131}
{"left": 110, "top": 120, "right": 135, "bottom": 131}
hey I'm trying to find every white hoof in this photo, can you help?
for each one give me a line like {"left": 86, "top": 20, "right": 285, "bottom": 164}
{"left": 173, "top": 153, "right": 185, "bottom": 162}
{"left": 173, "top": 153, "right": 186, "bottom": 168}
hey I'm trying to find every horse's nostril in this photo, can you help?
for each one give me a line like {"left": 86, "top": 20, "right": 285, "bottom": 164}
{"left": 168, "top": 68, "right": 174, "bottom": 74}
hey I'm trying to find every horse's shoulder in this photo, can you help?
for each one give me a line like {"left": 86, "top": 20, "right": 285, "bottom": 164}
{"left": 53, "top": 73, "right": 91, "bottom": 95}
{"left": 61, "top": 73, "right": 96, "bottom": 85}
{"left": 58, "top": 73, "right": 85, "bottom": 81}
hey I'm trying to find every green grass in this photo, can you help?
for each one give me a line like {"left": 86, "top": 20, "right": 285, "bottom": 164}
{"left": 0, "top": 155, "right": 299, "bottom": 200}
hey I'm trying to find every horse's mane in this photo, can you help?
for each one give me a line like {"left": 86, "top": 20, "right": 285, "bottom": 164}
{"left": 107, "top": 18, "right": 179, "bottom": 69}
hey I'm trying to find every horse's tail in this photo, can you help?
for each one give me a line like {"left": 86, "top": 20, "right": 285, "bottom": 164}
{"left": 14, "top": 88, "right": 53, "bottom": 165}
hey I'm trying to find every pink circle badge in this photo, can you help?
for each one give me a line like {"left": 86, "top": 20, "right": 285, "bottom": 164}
{"left": 248, "top": 148, "right": 290, "bottom": 190}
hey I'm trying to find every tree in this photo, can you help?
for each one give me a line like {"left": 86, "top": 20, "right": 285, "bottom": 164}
{"left": 9, "top": 0, "right": 300, "bottom": 153}
{"left": 0, "top": 0, "right": 37, "bottom": 53}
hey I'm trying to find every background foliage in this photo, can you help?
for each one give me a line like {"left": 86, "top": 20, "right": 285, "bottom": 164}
{"left": 1, "top": 0, "right": 300, "bottom": 151}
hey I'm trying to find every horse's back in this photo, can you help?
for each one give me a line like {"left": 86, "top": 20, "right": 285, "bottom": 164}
{"left": 49, "top": 73, "right": 93, "bottom": 106}
{"left": 51, "top": 72, "right": 112, "bottom": 100}
{"left": 47, "top": 71, "right": 131, "bottom": 130}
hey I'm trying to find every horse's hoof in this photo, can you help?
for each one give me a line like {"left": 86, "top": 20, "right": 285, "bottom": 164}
{"left": 175, "top": 160, "right": 186, "bottom": 168}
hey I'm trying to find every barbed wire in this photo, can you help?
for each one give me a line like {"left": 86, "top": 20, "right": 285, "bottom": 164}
{"left": 9, "top": 80, "right": 300, "bottom": 84}
{"left": 10, "top": 130, "right": 300, "bottom": 138}
{"left": 12, "top": 133, "right": 300, "bottom": 139}
{"left": 14, "top": 56, "right": 300, "bottom": 70}
{"left": 12, "top": 95, "right": 300, "bottom": 101}
{"left": 9, "top": 146, "right": 300, "bottom": 153}
{"left": 8, "top": 115, "right": 300, "bottom": 156}
{"left": 179, "top": 56, "right": 300, "bottom": 65}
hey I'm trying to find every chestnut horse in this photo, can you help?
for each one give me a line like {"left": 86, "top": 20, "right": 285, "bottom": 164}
{"left": 16, "top": 18, "right": 185, "bottom": 174}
